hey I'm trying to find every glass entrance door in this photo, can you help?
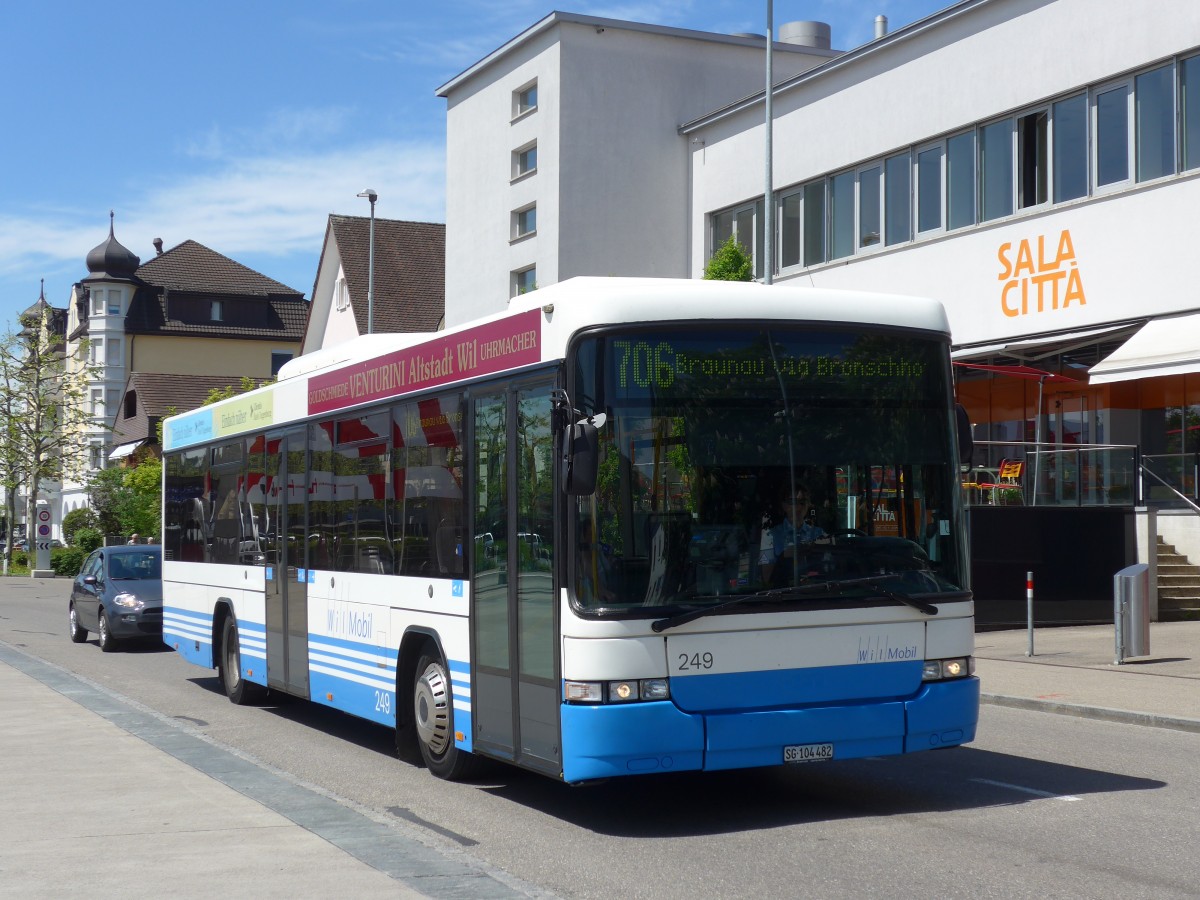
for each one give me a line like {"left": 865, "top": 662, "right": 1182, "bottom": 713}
{"left": 470, "top": 381, "right": 560, "bottom": 773}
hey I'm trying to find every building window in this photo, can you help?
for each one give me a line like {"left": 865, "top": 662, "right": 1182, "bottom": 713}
{"left": 916, "top": 145, "right": 943, "bottom": 233}
{"left": 335, "top": 277, "right": 349, "bottom": 311}
{"left": 1184, "top": 55, "right": 1200, "bottom": 171}
{"left": 90, "top": 388, "right": 104, "bottom": 417}
{"left": 513, "top": 142, "right": 537, "bottom": 179}
{"left": 90, "top": 444, "right": 104, "bottom": 470}
{"left": 89, "top": 338, "right": 103, "bottom": 366}
{"left": 979, "top": 118, "right": 1014, "bottom": 222}
{"left": 884, "top": 152, "right": 911, "bottom": 245}
{"left": 780, "top": 191, "right": 801, "bottom": 269}
{"left": 829, "top": 171, "right": 855, "bottom": 260}
{"left": 712, "top": 201, "right": 763, "bottom": 278}
{"left": 1136, "top": 64, "right": 1176, "bottom": 182}
{"left": 513, "top": 267, "right": 537, "bottom": 297}
{"left": 1017, "top": 109, "right": 1048, "bottom": 209}
{"left": 124, "top": 391, "right": 137, "bottom": 419}
{"left": 947, "top": 131, "right": 976, "bottom": 230}
{"left": 211, "top": 299, "right": 224, "bottom": 322}
{"left": 271, "top": 352, "right": 292, "bottom": 376}
{"left": 513, "top": 205, "right": 537, "bottom": 239}
{"left": 89, "top": 290, "right": 105, "bottom": 317}
{"left": 857, "top": 164, "right": 882, "bottom": 249}
{"left": 802, "top": 181, "right": 825, "bottom": 266}
{"left": 1095, "top": 82, "right": 1131, "bottom": 188}
{"left": 108, "top": 339, "right": 122, "bottom": 365}
{"left": 514, "top": 81, "right": 538, "bottom": 119}
{"left": 108, "top": 389, "right": 120, "bottom": 415}
{"left": 107, "top": 289, "right": 122, "bottom": 315}
{"left": 1052, "top": 94, "right": 1088, "bottom": 202}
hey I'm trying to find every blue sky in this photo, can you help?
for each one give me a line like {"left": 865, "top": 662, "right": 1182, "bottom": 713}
{"left": 1, "top": 0, "right": 949, "bottom": 327}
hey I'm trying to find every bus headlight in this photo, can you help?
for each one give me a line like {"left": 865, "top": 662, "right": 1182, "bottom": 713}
{"left": 564, "top": 678, "right": 671, "bottom": 704}
{"left": 922, "top": 657, "right": 974, "bottom": 681}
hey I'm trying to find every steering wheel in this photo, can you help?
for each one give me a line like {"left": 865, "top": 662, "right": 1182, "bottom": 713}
{"left": 830, "top": 528, "right": 866, "bottom": 543}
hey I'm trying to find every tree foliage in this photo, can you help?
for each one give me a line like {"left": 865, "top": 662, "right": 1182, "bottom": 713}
{"left": 61, "top": 507, "right": 97, "bottom": 545}
{"left": 86, "top": 459, "right": 161, "bottom": 539}
{"left": 703, "top": 235, "right": 754, "bottom": 282}
{"left": 205, "top": 376, "right": 271, "bottom": 406}
{"left": 0, "top": 306, "right": 91, "bottom": 564}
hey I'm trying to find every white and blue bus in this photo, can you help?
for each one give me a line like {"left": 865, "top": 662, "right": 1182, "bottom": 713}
{"left": 161, "top": 277, "right": 978, "bottom": 783}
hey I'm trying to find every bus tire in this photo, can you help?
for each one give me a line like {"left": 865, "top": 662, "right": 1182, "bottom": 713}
{"left": 220, "top": 616, "right": 266, "bottom": 705}
{"left": 413, "top": 647, "right": 479, "bottom": 780}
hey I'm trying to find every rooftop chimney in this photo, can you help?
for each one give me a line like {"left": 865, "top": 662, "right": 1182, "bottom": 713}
{"left": 153, "top": 237, "right": 163, "bottom": 255}
{"left": 875, "top": 15, "right": 889, "bottom": 39}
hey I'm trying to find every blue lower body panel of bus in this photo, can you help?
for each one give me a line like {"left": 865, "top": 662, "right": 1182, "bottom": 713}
{"left": 560, "top": 677, "right": 979, "bottom": 783}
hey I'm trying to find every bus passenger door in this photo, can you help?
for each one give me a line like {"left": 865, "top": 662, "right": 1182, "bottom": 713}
{"left": 471, "top": 381, "right": 561, "bottom": 774}
{"left": 265, "top": 429, "right": 309, "bottom": 697}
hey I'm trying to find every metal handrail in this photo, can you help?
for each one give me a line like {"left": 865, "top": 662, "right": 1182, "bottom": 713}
{"left": 1139, "top": 462, "right": 1200, "bottom": 516}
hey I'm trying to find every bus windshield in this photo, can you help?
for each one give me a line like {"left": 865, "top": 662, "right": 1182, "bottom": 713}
{"left": 571, "top": 325, "right": 966, "bottom": 612}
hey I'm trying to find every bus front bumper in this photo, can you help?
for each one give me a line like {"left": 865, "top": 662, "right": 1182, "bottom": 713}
{"left": 559, "top": 677, "right": 979, "bottom": 783}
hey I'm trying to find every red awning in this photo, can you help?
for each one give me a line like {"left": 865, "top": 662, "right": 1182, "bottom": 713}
{"left": 953, "top": 362, "right": 1077, "bottom": 383}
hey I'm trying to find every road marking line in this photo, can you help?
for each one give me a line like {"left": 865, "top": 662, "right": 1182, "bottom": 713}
{"left": 970, "top": 778, "right": 1080, "bottom": 801}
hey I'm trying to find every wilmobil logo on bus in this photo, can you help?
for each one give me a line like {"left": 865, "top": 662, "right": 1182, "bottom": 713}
{"left": 327, "top": 604, "right": 374, "bottom": 640}
{"left": 857, "top": 635, "right": 919, "bottom": 663}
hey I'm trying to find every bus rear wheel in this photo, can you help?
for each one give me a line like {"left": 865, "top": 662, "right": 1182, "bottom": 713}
{"left": 413, "top": 648, "right": 479, "bottom": 780}
{"left": 219, "top": 616, "right": 266, "bottom": 705}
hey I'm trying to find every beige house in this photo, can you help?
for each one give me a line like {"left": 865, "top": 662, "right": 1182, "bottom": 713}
{"left": 59, "top": 220, "right": 308, "bottom": 521}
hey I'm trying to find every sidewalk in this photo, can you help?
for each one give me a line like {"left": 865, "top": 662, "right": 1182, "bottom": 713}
{"left": 975, "top": 620, "right": 1200, "bottom": 732}
{"left": 0, "top": 644, "right": 534, "bottom": 900}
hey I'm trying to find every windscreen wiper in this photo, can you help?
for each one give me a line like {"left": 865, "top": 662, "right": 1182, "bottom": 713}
{"left": 651, "top": 574, "right": 937, "bottom": 633}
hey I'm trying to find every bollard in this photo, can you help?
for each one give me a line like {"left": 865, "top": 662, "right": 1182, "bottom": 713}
{"left": 1114, "top": 563, "right": 1150, "bottom": 664}
{"left": 1025, "top": 570, "right": 1034, "bottom": 657}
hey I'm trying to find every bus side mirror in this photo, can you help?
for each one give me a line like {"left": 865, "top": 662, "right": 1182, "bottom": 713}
{"left": 562, "top": 422, "right": 599, "bottom": 496}
{"left": 955, "top": 404, "right": 974, "bottom": 465}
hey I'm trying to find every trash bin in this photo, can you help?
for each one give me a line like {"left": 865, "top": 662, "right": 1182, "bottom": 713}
{"left": 1114, "top": 563, "right": 1150, "bottom": 664}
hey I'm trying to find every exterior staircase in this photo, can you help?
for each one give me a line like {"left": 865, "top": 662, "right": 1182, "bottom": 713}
{"left": 1156, "top": 536, "right": 1200, "bottom": 621}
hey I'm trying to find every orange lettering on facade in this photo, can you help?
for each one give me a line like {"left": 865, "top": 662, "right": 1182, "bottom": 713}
{"left": 997, "top": 229, "right": 1086, "bottom": 318}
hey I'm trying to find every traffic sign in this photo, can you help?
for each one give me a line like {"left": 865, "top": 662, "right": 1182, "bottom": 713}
{"left": 37, "top": 524, "right": 50, "bottom": 537}
{"left": 37, "top": 509, "right": 50, "bottom": 523}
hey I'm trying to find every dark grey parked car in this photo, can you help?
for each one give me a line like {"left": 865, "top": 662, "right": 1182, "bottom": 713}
{"left": 68, "top": 545, "right": 163, "bottom": 651}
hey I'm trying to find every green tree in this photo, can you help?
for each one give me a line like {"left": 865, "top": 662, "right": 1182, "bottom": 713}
{"left": 86, "top": 467, "right": 127, "bottom": 536}
{"left": 0, "top": 306, "right": 91, "bottom": 566}
{"left": 61, "top": 507, "right": 98, "bottom": 545}
{"left": 120, "top": 458, "right": 162, "bottom": 537}
{"left": 703, "top": 235, "right": 754, "bottom": 281}
{"left": 205, "top": 376, "right": 270, "bottom": 406}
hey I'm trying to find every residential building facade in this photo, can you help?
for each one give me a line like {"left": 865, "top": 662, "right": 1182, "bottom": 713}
{"left": 60, "top": 224, "right": 308, "bottom": 526}
{"left": 303, "top": 215, "right": 445, "bottom": 355}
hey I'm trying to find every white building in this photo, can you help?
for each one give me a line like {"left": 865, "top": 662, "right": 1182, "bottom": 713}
{"left": 436, "top": 12, "right": 836, "bottom": 325}
{"left": 439, "top": 0, "right": 1200, "bottom": 503}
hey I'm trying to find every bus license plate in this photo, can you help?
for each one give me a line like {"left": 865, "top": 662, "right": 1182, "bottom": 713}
{"left": 784, "top": 743, "right": 833, "bottom": 763}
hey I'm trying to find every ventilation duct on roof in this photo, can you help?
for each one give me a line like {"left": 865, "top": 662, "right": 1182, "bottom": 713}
{"left": 779, "top": 20, "right": 831, "bottom": 50}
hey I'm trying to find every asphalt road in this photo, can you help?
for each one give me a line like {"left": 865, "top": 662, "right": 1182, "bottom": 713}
{"left": 4, "top": 578, "right": 1199, "bottom": 899}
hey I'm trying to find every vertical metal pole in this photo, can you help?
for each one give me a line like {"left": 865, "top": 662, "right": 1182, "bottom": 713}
{"left": 1025, "top": 570, "right": 1035, "bottom": 656}
{"left": 366, "top": 197, "right": 376, "bottom": 334}
{"left": 763, "top": 0, "right": 774, "bottom": 285}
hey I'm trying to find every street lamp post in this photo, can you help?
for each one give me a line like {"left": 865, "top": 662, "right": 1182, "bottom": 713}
{"left": 357, "top": 188, "right": 378, "bottom": 334}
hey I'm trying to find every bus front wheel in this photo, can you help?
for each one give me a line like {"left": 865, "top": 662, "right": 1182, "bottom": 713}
{"left": 413, "top": 647, "right": 479, "bottom": 780}
{"left": 220, "top": 617, "right": 265, "bottom": 705}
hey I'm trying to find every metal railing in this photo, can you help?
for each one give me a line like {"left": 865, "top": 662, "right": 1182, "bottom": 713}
{"left": 963, "top": 440, "right": 1139, "bottom": 507}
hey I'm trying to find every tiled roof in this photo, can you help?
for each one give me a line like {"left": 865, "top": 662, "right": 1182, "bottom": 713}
{"left": 111, "top": 372, "right": 269, "bottom": 444}
{"left": 137, "top": 240, "right": 301, "bottom": 296}
{"left": 124, "top": 240, "right": 307, "bottom": 341}
{"left": 326, "top": 216, "right": 445, "bottom": 333}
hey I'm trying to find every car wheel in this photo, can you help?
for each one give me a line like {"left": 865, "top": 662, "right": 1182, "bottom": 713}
{"left": 97, "top": 611, "right": 119, "bottom": 653}
{"left": 68, "top": 603, "right": 88, "bottom": 643}
{"left": 413, "top": 645, "right": 479, "bottom": 780}
{"left": 219, "top": 616, "right": 266, "bottom": 705}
